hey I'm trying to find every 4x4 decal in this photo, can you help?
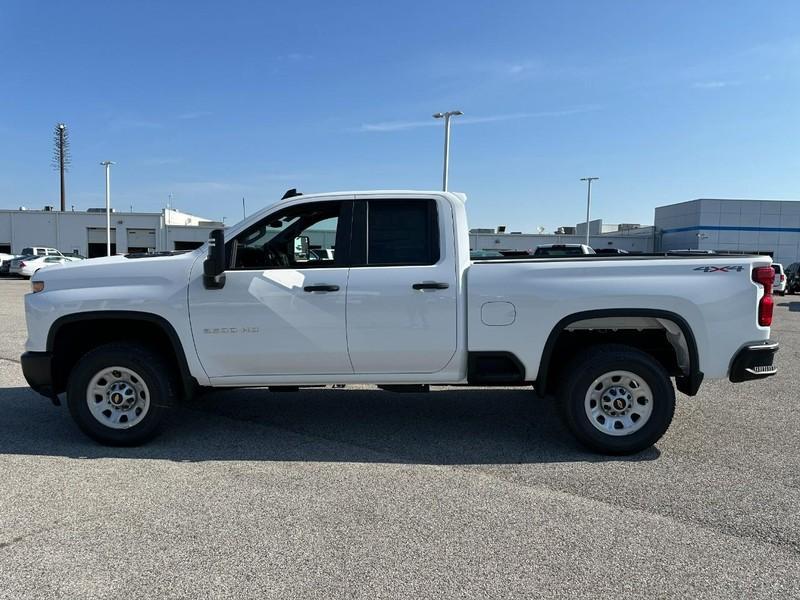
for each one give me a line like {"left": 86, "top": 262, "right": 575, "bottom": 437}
{"left": 693, "top": 265, "right": 744, "bottom": 272}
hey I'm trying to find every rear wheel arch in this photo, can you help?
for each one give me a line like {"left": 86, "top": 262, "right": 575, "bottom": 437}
{"left": 47, "top": 311, "right": 198, "bottom": 399}
{"left": 536, "top": 309, "right": 701, "bottom": 398}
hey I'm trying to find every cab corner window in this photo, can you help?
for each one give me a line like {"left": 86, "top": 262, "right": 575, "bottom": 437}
{"left": 367, "top": 199, "right": 439, "bottom": 266}
{"left": 230, "top": 201, "right": 345, "bottom": 270}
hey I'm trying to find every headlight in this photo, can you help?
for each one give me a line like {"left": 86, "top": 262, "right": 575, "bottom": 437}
{"left": 31, "top": 281, "right": 45, "bottom": 293}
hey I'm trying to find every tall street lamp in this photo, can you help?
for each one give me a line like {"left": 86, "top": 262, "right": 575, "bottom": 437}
{"left": 433, "top": 110, "right": 463, "bottom": 191}
{"left": 100, "top": 161, "right": 115, "bottom": 256}
{"left": 580, "top": 176, "right": 599, "bottom": 246}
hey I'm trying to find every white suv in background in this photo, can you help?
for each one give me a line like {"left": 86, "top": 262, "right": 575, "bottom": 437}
{"left": 773, "top": 263, "right": 786, "bottom": 296}
{"left": 21, "top": 247, "right": 63, "bottom": 258}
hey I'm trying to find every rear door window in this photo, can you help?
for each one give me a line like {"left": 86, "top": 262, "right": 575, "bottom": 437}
{"left": 362, "top": 199, "right": 439, "bottom": 266}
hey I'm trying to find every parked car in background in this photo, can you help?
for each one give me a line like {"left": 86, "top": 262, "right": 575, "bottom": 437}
{"left": 666, "top": 249, "right": 716, "bottom": 255}
{"left": 470, "top": 249, "right": 504, "bottom": 259}
{"left": 6, "top": 255, "right": 36, "bottom": 276}
{"left": 785, "top": 262, "right": 800, "bottom": 295}
{"left": 14, "top": 255, "right": 72, "bottom": 278}
{"left": 21, "top": 247, "right": 64, "bottom": 257}
{"left": 594, "top": 248, "right": 630, "bottom": 255}
{"left": 0, "top": 253, "right": 14, "bottom": 268}
{"left": 533, "top": 244, "right": 595, "bottom": 257}
{"left": 772, "top": 263, "right": 786, "bottom": 296}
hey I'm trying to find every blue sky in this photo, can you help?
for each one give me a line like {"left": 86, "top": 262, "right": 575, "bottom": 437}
{"left": 1, "top": 1, "right": 799, "bottom": 231}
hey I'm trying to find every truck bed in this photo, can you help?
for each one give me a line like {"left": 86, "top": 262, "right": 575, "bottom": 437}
{"left": 466, "top": 253, "right": 772, "bottom": 381}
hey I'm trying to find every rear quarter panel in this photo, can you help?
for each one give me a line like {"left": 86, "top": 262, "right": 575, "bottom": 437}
{"left": 467, "top": 256, "right": 773, "bottom": 381}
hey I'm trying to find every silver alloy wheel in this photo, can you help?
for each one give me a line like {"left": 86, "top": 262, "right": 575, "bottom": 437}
{"left": 584, "top": 370, "right": 654, "bottom": 436}
{"left": 86, "top": 366, "right": 151, "bottom": 429}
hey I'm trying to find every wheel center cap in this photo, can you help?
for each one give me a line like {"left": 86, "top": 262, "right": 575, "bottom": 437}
{"left": 613, "top": 398, "right": 626, "bottom": 410}
{"left": 108, "top": 382, "right": 134, "bottom": 408}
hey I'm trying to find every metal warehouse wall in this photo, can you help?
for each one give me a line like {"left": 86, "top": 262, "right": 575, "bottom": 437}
{"left": 0, "top": 210, "right": 219, "bottom": 255}
{"left": 656, "top": 199, "right": 800, "bottom": 266}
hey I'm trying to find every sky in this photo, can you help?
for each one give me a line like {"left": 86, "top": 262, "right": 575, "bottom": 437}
{"left": 1, "top": 0, "right": 799, "bottom": 232}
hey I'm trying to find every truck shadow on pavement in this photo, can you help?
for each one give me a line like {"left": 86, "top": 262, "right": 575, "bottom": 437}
{"left": 776, "top": 301, "right": 800, "bottom": 312}
{"left": 0, "top": 386, "right": 660, "bottom": 464}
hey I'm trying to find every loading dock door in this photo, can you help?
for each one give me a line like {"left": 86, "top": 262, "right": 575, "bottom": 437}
{"left": 127, "top": 228, "right": 156, "bottom": 254}
{"left": 87, "top": 228, "right": 116, "bottom": 258}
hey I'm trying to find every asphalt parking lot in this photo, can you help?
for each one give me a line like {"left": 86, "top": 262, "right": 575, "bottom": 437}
{"left": 0, "top": 278, "right": 798, "bottom": 599}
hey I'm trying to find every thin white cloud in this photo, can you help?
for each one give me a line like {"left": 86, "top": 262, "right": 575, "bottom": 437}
{"left": 178, "top": 111, "right": 213, "bottom": 120}
{"left": 359, "top": 106, "right": 600, "bottom": 132}
{"left": 691, "top": 80, "right": 741, "bottom": 89}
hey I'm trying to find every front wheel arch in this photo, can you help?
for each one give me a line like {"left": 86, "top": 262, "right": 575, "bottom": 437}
{"left": 47, "top": 311, "right": 198, "bottom": 400}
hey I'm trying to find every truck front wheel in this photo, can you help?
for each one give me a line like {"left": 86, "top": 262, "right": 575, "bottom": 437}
{"left": 67, "top": 343, "right": 175, "bottom": 446}
{"left": 558, "top": 344, "right": 675, "bottom": 455}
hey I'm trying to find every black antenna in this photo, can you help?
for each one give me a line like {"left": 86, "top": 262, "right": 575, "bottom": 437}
{"left": 281, "top": 188, "right": 302, "bottom": 200}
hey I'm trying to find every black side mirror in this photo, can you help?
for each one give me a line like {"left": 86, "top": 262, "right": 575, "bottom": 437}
{"left": 203, "top": 229, "right": 226, "bottom": 290}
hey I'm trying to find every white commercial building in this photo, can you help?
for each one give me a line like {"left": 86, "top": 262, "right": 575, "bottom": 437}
{"left": 655, "top": 199, "right": 800, "bottom": 266}
{"left": 0, "top": 207, "right": 222, "bottom": 257}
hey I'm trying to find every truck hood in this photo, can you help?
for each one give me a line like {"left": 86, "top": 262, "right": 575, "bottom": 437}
{"left": 31, "top": 250, "right": 203, "bottom": 292}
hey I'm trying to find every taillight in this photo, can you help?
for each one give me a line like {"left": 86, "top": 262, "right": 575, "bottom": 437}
{"left": 19, "top": 261, "right": 25, "bottom": 267}
{"left": 753, "top": 266, "right": 775, "bottom": 327}
{"left": 781, "top": 274, "right": 786, "bottom": 282}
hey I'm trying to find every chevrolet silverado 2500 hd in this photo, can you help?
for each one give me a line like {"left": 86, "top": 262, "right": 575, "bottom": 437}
{"left": 21, "top": 190, "right": 779, "bottom": 454}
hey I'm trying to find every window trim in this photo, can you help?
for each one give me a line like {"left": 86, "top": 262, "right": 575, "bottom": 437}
{"left": 225, "top": 200, "right": 353, "bottom": 271}
{"left": 350, "top": 198, "right": 440, "bottom": 268}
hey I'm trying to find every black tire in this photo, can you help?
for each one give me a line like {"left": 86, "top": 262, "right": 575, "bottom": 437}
{"left": 67, "top": 342, "right": 176, "bottom": 446}
{"left": 557, "top": 344, "right": 675, "bottom": 455}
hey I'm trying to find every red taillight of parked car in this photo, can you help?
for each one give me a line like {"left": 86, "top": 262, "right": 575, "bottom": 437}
{"left": 19, "top": 261, "right": 25, "bottom": 268}
{"left": 781, "top": 274, "right": 786, "bottom": 282}
{"left": 752, "top": 266, "right": 775, "bottom": 327}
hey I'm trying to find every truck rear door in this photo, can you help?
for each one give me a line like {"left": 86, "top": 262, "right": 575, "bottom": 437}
{"left": 345, "top": 197, "right": 458, "bottom": 374}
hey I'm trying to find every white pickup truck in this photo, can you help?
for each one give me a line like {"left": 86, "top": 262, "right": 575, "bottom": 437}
{"left": 22, "top": 190, "right": 779, "bottom": 454}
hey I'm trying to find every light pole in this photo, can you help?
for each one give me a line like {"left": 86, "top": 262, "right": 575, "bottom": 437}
{"left": 433, "top": 110, "right": 463, "bottom": 191}
{"left": 166, "top": 192, "right": 173, "bottom": 252}
{"left": 100, "top": 161, "right": 115, "bottom": 256}
{"left": 580, "top": 177, "right": 599, "bottom": 246}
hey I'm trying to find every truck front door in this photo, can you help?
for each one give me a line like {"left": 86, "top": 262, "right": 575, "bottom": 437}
{"left": 189, "top": 199, "right": 354, "bottom": 378}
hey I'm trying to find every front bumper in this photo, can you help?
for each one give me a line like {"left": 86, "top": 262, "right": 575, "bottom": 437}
{"left": 20, "top": 351, "right": 58, "bottom": 403}
{"left": 729, "top": 341, "right": 779, "bottom": 383}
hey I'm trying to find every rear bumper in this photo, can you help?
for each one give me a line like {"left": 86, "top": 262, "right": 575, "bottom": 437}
{"left": 20, "top": 351, "right": 57, "bottom": 400}
{"left": 729, "top": 341, "right": 779, "bottom": 383}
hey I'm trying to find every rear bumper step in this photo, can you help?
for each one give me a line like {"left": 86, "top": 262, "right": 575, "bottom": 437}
{"left": 729, "top": 341, "right": 779, "bottom": 383}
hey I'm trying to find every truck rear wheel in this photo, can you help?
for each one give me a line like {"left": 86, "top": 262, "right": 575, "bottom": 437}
{"left": 67, "top": 343, "right": 175, "bottom": 446}
{"left": 557, "top": 344, "right": 675, "bottom": 455}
